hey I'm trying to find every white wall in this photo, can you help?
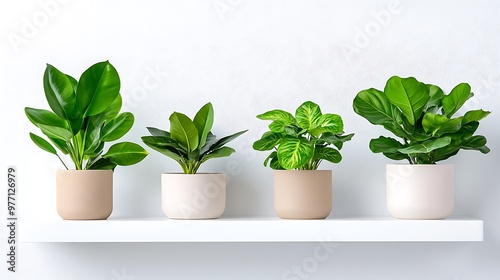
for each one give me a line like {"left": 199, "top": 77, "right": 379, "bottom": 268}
{"left": 1, "top": 0, "right": 499, "bottom": 279}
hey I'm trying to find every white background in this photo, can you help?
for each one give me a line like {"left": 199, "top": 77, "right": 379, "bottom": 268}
{"left": 1, "top": 0, "right": 499, "bottom": 279}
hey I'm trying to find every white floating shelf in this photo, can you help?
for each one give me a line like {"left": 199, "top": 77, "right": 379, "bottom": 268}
{"left": 20, "top": 216, "right": 483, "bottom": 243}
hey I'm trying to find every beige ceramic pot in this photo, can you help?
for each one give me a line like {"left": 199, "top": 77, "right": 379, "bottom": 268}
{"left": 386, "top": 164, "right": 454, "bottom": 220}
{"left": 274, "top": 170, "right": 332, "bottom": 219}
{"left": 161, "top": 173, "right": 226, "bottom": 219}
{"left": 56, "top": 170, "right": 113, "bottom": 220}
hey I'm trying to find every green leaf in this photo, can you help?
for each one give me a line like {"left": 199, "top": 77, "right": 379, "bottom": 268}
{"left": 295, "top": 101, "right": 322, "bottom": 130}
{"left": 382, "top": 151, "right": 409, "bottom": 161}
{"left": 462, "top": 109, "right": 490, "bottom": 125}
{"left": 369, "top": 136, "right": 404, "bottom": 154}
{"left": 202, "top": 147, "right": 235, "bottom": 162}
{"left": 210, "top": 130, "right": 247, "bottom": 151}
{"left": 103, "top": 142, "right": 148, "bottom": 166}
{"left": 30, "top": 133, "right": 57, "bottom": 154}
{"left": 87, "top": 158, "right": 117, "bottom": 170}
{"left": 200, "top": 133, "right": 218, "bottom": 154}
{"left": 384, "top": 76, "right": 430, "bottom": 126}
{"left": 101, "top": 113, "right": 134, "bottom": 142}
{"left": 315, "top": 146, "right": 342, "bottom": 164}
{"left": 425, "top": 84, "right": 445, "bottom": 113}
{"left": 270, "top": 156, "right": 284, "bottom": 170}
{"left": 353, "top": 88, "right": 401, "bottom": 125}
{"left": 38, "top": 124, "right": 73, "bottom": 142}
{"left": 25, "top": 107, "right": 68, "bottom": 128}
{"left": 253, "top": 132, "right": 281, "bottom": 151}
{"left": 147, "top": 127, "right": 171, "bottom": 138}
{"left": 263, "top": 151, "right": 278, "bottom": 167}
{"left": 442, "top": 83, "right": 472, "bottom": 117}
{"left": 43, "top": 64, "right": 78, "bottom": 121}
{"left": 142, "top": 140, "right": 184, "bottom": 162}
{"left": 193, "top": 102, "right": 214, "bottom": 148}
{"left": 256, "top": 109, "right": 295, "bottom": 124}
{"left": 76, "top": 61, "right": 121, "bottom": 117}
{"left": 435, "top": 117, "right": 463, "bottom": 136}
{"left": 269, "top": 120, "right": 287, "bottom": 133}
{"left": 277, "top": 137, "right": 314, "bottom": 170}
{"left": 169, "top": 112, "right": 199, "bottom": 152}
{"left": 309, "top": 114, "right": 344, "bottom": 137}
{"left": 461, "top": 135, "right": 489, "bottom": 153}
{"left": 432, "top": 143, "right": 460, "bottom": 163}
{"left": 397, "top": 137, "right": 451, "bottom": 155}
{"left": 422, "top": 113, "right": 449, "bottom": 135}
{"left": 320, "top": 133, "right": 354, "bottom": 150}
{"left": 84, "top": 122, "right": 102, "bottom": 155}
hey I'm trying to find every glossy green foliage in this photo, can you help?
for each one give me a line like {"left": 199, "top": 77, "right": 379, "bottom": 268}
{"left": 142, "top": 102, "right": 247, "bottom": 174}
{"left": 353, "top": 76, "right": 490, "bottom": 164}
{"left": 26, "top": 61, "right": 148, "bottom": 170}
{"left": 253, "top": 101, "right": 354, "bottom": 170}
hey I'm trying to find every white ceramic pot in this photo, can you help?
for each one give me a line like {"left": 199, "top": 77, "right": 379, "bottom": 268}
{"left": 56, "top": 170, "right": 113, "bottom": 220}
{"left": 274, "top": 170, "right": 332, "bottom": 219}
{"left": 386, "top": 164, "right": 454, "bottom": 220}
{"left": 161, "top": 173, "right": 226, "bottom": 219}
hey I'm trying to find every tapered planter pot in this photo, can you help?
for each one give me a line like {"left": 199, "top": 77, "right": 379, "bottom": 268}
{"left": 56, "top": 170, "right": 113, "bottom": 220}
{"left": 386, "top": 164, "right": 454, "bottom": 220}
{"left": 162, "top": 173, "right": 226, "bottom": 219}
{"left": 274, "top": 170, "right": 332, "bottom": 219}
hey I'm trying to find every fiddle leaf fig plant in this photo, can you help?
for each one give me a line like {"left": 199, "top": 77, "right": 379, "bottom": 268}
{"left": 353, "top": 76, "right": 491, "bottom": 164}
{"left": 253, "top": 101, "right": 354, "bottom": 170}
{"left": 25, "top": 61, "right": 148, "bottom": 170}
{"left": 142, "top": 102, "right": 247, "bottom": 174}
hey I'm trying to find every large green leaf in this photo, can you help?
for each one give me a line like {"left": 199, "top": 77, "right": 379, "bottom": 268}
{"left": 103, "top": 142, "right": 148, "bottom": 166}
{"left": 309, "top": 114, "right": 344, "bottom": 137}
{"left": 384, "top": 76, "right": 430, "bottom": 126}
{"left": 100, "top": 94, "right": 123, "bottom": 122}
{"left": 319, "top": 133, "right": 354, "bottom": 150}
{"left": 193, "top": 102, "right": 214, "bottom": 148}
{"left": 277, "top": 137, "right": 314, "bottom": 170}
{"left": 30, "top": 133, "right": 57, "bottom": 155}
{"left": 142, "top": 140, "right": 184, "bottom": 162}
{"left": 369, "top": 136, "right": 404, "bottom": 154}
{"left": 295, "top": 101, "right": 322, "bottom": 130}
{"left": 425, "top": 84, "right": 445, "bottom": 113}
{"left": 76, "top": 61, "right": 120, "bottom": 117}
{"left": 169, "top": 112, "right": 199, "bottom": 152}
{"left": 202, "top": 147, "right": 235, "bottom": 162}
{"left": 200, "top": 133, "right": 218, "bottom": 155}
{"left": 462, "top": 109, "right": 490, "bottom": 125}
{"left": 38, "top": 124, "right": 73, "bottom": 142}
{"left": 442, "top": 83, "right": 472, "bottom": 117}
{"left": 25, "top": 107, "right": 68, "bottom": 128}
{"left": 315, "top": 146, "right": 342, "bottom": 164}
{"left": 256, "top": 109, "right": 295, "bottom": 124}
{"left": 461, "top": 135, "right": 489, "bottom": 153}
{"left": 86, "top": 158, "right": 117, "bottom": 170}
{"left": 422, "top": 113, "right": 449, "bottom": 135}
{"left": 210, "top": 130, "right": 247, "bottom": 151}
{"left": 101, "top": 113, "right": 134, "bottom": 142}
{"left": 43, "top": 64, "right": 78, "bottom": 121}
{"left": 252, "top": 132, "right": 281, "bottom": 151}
{"left": 353, "top": 88, "right": 401, "bottom": 125}
{"left": 147, "top": 127, "right": 171, "bottom": 138}
{"left": 397, "top": 137, "right": 451, "bottom": 155}
{"left": 432, "top": 143, "right": 460, "bottom": 163}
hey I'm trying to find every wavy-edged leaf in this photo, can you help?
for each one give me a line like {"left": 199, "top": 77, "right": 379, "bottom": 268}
{"left": 252, "top": 132, "right": 281, "bottom": 151}
{"left": 30, "top": 133, "right": 57, "bottom": 155}
{"left": 101, "top": 112, "right": 134, "bottom": 142}
{"left": 461, "top": 135, "right": 490, "bottom": 153}
{"left": 384, "top": 76, "right": 429, "bottom": 126}
{"left": 309, "top": 114, "right": 344, "bottom": 137}
{"left": 193, "top": 102, "right": 214, "bottom": 148}
{"left": 295, "top": 101, "right": 322, "bottom": 130}
{"left": 315, "top": 146, "right": 342, "bottom": 164}
{"left": 353, "top": 88, "right": 402, "bottom": 125}
{"left": 76, "top": 61, "right": 120, "bottom": 117}
{"left": 369, "top": 136, "right": 404, "bottom": 154}
{"left": 169, "top": 112, "right": 199, "bottom": 152}
{"left": 277, "top": 137, "right": 314, "bottom": 170}
{"left": 397, "top": 137, "right": 451, "bottom": 155}
{"left": 462, "top": 109, "right": 490, "bottom": 125}
{"left": 256, "top": 109, "right": 295, "bottom": 124}
{"left": 442, "top": 83, "right": 472, "bottom": 117}
{"left": 103, "top": 142, "right": 148, "bottom": 166}
{"left": 425, "top": 84, "right": 445, "bottom": 113}
{"left": 422, "top": 113, "right": 449, "bottom": 135}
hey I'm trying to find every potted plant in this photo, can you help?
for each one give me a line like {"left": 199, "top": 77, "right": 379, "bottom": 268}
{"left": 253, "top": 101, "right": 354, "bottom": 219}
{"left": 142, "top": 102, "right": 247, "bottom": 219}
{"left": 25, "top": 61, "right": 148, "bottom": 220}
{"left": 353, "top": 76, "right": 491, "bottom": 219}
